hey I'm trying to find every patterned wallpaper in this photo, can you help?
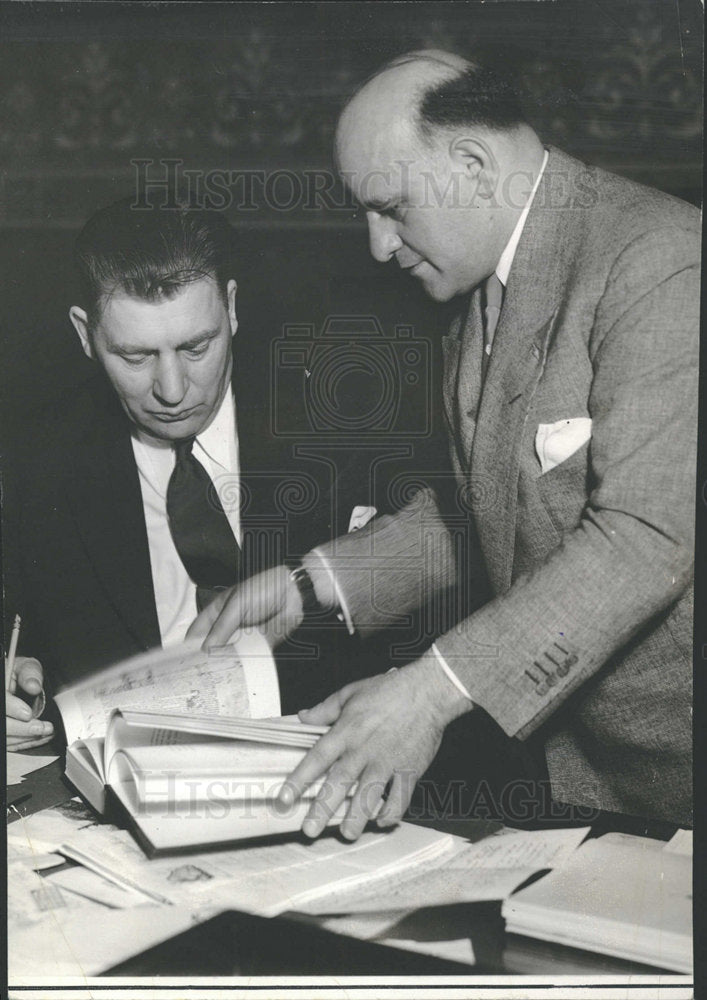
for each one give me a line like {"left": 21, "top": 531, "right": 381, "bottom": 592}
{"left": 0, "top": 0, "right": 701, "bottom": 227}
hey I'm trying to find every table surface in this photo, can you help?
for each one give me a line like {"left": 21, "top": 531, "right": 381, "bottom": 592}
{"left": 6, "top": 745, "right": 683, "bottom": 979}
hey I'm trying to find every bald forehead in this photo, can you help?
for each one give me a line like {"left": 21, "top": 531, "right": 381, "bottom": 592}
{"left": 337, "top": 57, "right": 463, "bottom": 151}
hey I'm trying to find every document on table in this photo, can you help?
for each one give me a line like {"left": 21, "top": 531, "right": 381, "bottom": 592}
{"left": 7, "top": 799, "right": 106, "bottom": 860}
{"left": 317, "top": 908, "right": 477, "bottom": 966}
{"left": 8, "top": 853, "right": 204, "bottom": 980}
{"left": 58, "top": 818, "right": 458, "bottom": 918}
{"left": 45, "top": 866, "right": 153, "bottom": 909}
{"left": 6, "top": 751, "right": 59, "bottom": 786}
{"left": 299, "top": 825, "right": 590, "bottom": 915}
{"left": 664, "top": 828, "right": 692, "bottom": 856}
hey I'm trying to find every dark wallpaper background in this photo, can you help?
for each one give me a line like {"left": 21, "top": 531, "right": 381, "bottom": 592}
{"left": 0, "top": 0, "right": 702, "bottom": 444}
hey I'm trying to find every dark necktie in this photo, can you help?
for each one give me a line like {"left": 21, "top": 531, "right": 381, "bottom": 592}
{"left": 482, "top": 272, "right": 504, "bottom": 381}
{"left": 166, "top": 437, "right": 240, "bottom": 611}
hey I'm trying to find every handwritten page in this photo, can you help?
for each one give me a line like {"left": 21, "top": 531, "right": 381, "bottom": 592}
{"left": 300, "top": 826, "right": 590, "bottom": 915}
{"left": 302, "top": 860, "right": 537, "bottom": 913}
{"left": 452, "top": 825, "right": 591, "bottom": 870}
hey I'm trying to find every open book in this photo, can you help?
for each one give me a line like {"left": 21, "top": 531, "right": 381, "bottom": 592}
{"left": 55, "top": 636, "right": 346, "bottom": 855}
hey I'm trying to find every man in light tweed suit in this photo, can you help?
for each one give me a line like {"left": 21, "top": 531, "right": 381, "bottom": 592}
{"left": 192, "top": 51, "right": 698, "bottom": 839}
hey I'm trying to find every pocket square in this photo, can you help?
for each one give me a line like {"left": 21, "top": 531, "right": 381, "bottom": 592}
{"left": 535, "top": 418, "right": 592, "bottom": 474}
{"left": 348, "top": 505, "right": 377, "bottom": 532}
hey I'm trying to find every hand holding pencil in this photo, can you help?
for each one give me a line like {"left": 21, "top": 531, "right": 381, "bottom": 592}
{"left": 5, "top": 616, "right": 53, "bottom": 751}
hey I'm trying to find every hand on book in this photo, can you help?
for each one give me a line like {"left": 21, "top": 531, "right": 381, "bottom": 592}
{"left": 187, "top": 565, "right": 305, "bottom": 650}
{"left": 277, "top": 652, "right": 472, "bottom": 842}
{"left": 6, "top": 656, "right": 54, "bottom": 750}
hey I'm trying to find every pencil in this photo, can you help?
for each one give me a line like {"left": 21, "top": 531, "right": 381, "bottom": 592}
{"left": 5, "top": 613, "right": 21, "bottom": 689}
{"left": 59, "top": 844, "right": 174, "bottom": 906}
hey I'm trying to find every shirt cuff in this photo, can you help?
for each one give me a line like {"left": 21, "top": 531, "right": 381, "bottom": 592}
{"left": 310, "top": 547, "right": 355, "bottom": 636}
{"left": 431, "top": 641, "right": 474, "bottom": 704}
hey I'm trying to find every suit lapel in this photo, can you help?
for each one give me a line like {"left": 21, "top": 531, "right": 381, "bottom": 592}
{"left": 467, "top": 148, "right": 580, "bottom": 592}
{"left": 455, "top": 288, "right": 486, "bottom": 469}
{"left": 66, "top": 382, "right": 161, "bottom": 651}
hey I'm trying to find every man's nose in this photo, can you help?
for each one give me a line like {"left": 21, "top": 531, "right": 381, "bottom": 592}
{"left": 367, "top": 212, "right": 403, "bottom": 263}
{"left": 152, "top": 357, "right": 188, "bottom": 406}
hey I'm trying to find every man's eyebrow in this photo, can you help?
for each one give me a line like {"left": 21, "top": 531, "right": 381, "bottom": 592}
{"left": 177, "top": 328, "right": 220, "bottom": 350}
{"left": 106, "top": 342, "right": 153, "bottom": 355}
{"left": 107, "top": 329, "right": 221, "bottom": 354}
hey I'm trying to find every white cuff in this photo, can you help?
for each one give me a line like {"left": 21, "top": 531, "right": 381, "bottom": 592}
{"left": 431, "top": 642, "right": 474, "bottom": 703}
{"left": 310, "top": 547, "right": 355, "bottom": 636}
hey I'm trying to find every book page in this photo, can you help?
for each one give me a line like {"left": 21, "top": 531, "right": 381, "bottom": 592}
{"left": 106, "top": 740, "right": 309, "bottom": 811}
{"left": 55, "top": 633, "right": 276, "bottom": 745}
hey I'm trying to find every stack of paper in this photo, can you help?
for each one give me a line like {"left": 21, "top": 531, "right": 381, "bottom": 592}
{"left": 502, "top": 832, "right": 693, "bottom": 973}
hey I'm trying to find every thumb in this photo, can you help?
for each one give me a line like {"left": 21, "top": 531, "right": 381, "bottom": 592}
{"left": 185, "top": 588, "right": 232, "bottom": 645}
{"left": 14, "top": 658, "right": 43, "bottom": 696}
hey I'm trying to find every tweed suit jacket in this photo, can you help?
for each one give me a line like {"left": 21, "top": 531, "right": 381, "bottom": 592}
{"left": 309, "top": 147, "right": 698, "bottom": 825}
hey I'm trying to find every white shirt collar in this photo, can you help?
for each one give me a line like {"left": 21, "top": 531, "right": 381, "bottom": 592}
{"left": 194, "top": 386, "right": 235, "bottom": 471}
{"left": 495, "top": 148, "right": 549, "bottom": 287}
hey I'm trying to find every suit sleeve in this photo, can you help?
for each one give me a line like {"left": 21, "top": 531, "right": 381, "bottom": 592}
{"left": 434, "top": 227, "right": 698, "bottom": 738}
{"left": 303, "top": 486, "right": 459, "bottom": 637}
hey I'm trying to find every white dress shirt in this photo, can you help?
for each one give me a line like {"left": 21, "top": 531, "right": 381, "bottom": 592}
{"left": 131, "top": 389, "right": 241, "bottom": 647}
{"left": 495, "top": 147, "right": 549, "bottom": 288}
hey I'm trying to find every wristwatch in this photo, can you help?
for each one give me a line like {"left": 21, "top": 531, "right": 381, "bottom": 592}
{"left": 288, "top": 562, "right": 326, "bottom": 617}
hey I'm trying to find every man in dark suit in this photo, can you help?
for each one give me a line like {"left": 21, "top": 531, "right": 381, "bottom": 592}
{"left": 4, "top": 199, "right": 349, "bottom": 749}
{"left": 192, "top": 50, "right": 697, "bottom": 838}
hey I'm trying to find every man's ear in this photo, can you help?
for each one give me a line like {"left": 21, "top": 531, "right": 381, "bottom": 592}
{"left": 69, "top": 306, "right": 95, "bottom": 360}
{"left": 448, "top": 135, "right": 500, "bottom": 201}
{"left": 226, "top": 279, "right": 238, "bottom": 337}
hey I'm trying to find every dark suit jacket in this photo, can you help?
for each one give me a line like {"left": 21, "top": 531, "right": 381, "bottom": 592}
{"left": 3, "top": 354, "right": 358, "bottom": 715}
{"left": 311, "top": 148, "right": 698, "bottom": 825}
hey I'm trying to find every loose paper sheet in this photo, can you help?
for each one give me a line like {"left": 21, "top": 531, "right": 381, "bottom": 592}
{"left": 8, "top": 799, "right": 111, "bottom": 860}
{"left": 59, "top": 820, "right": 457, "bottom": 917}
{"left": 664, "top": 828, "right": 692, "bottom": 856}
{"left": 299, "top": 825, "right": 590, "bottom": 914}
{"left": 6, "top": 751, "right": 59, "bottom": 786}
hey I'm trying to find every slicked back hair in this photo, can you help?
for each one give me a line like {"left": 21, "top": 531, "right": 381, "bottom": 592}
{"left": 74, "top": 198, "right": 235, "bottom": 327}
{"left": 418, "top": 63, "right": 527, "bottom": 136}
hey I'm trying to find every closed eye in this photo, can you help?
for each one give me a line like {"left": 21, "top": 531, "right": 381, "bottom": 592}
{"left": 368, "top": 200, "right": 405, "bottom": 221}
{"left": 121, "top": 354, "right": 150, "bottom": 367}
{"left": 182, "top": 342, "right": 210, "bottom": 359}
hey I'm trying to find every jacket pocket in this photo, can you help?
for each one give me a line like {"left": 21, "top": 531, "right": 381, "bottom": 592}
{"left": 533, "top": 439, "right": 590, "bottom": 535}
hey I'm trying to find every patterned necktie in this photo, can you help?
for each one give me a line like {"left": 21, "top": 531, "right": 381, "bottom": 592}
{"left": 482, "top": 272, "right": 505, "bottom": 380}
{"left": 166, "top": 437, "right": 240, "bottom": 611}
